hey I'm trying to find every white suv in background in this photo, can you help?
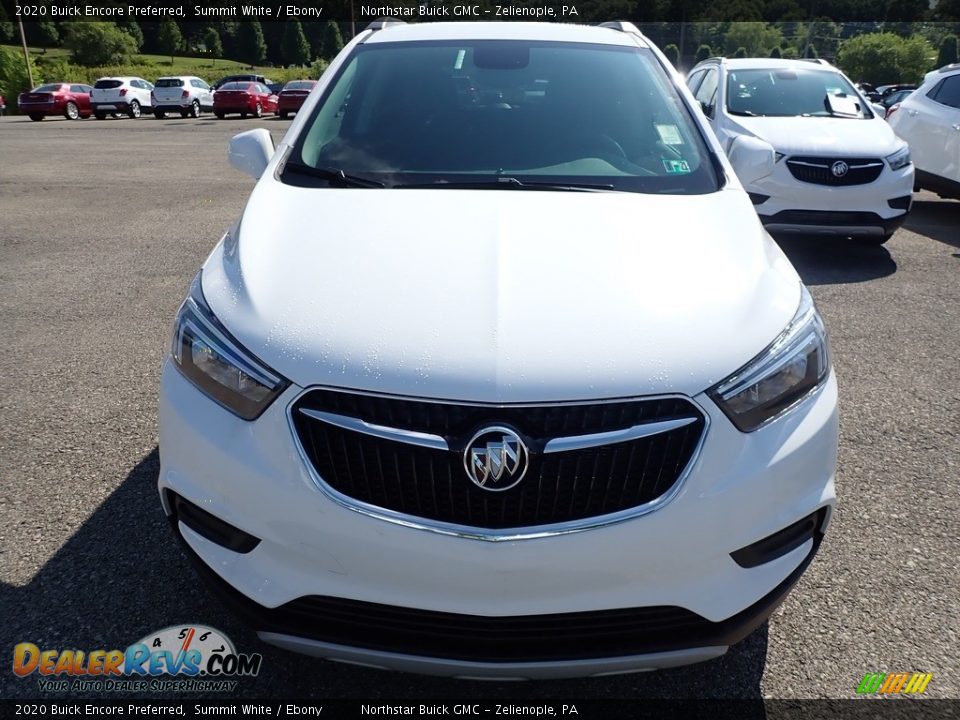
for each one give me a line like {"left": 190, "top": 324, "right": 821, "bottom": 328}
{"left": 152, "top": 76, "right": 214, "bottom": 119}
{"left": 688, "top": 57, "right": 914, "bottom": 243}
{"left": 91, "top": 76, "right": 153, "bottom": 119}
{"left": 888, "top": 65, "right": 960, "bottom": 200}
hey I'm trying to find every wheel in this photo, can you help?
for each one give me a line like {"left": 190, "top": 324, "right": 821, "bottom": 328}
{"left": 279, "top": 110, "right": 288, "bottom": 120}
{"left": 95, "top": 112, "right": 107, "bottom": 120}
{"left": 29, "top": 114, "right": 44, "bottom": 121}
{"left": 189, "top": 100, "right": 200, "bottom": 118}
{"left": 64, "top": 102, "right": 79, "bottom": 120}
{"left": 215, "top": 111, "right": 225, "bottom": 119}
{"left": 254, "top": 102, "right": 263, "bottom": 118}
{"left": 128, "top": 100, "right": 141, "bottom": 118}
{"left": 154, "top": 110, "right": 166, "bottom": 119}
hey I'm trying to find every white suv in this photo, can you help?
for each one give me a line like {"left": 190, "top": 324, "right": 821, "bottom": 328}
{"left": 152, "top": 76, "right": 214, "bottom": 119}
{"left": 688, "top": 57, "right": 914, "bottom": 243}
{"left": 160, "top": 21, "right": 837, "bottom": 678}
{"left": 91, "top": 76, "right": 153, "bottom": 119}
{"left": 888, "top": 65, "right": 960, "bottom": 200}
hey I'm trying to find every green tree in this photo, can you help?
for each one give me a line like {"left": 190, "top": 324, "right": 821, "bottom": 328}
{"left": 238, "top": 20, "right": 267, "bottom": 66}
{"left": 204, "top": 27, "right": 223, "bottom": 65}
{"left": 117, "top": 21, "right": 144, "bottom": 51}
{"left": 802, "top": 43, "right": 818, "bottom": 58}
{"left": 836, "top": 32, "right": 935, "bottom": 84}
{"left": 0, "top": 4, "right": 13, "bottom": 44}
{"left": 769, "top": 45, "right": 782, "bottom": 57}
{"left": 936, "top": 35, "right": 958, "bottom": 69}
{"left": 318, "top": 21, "right": 344, "bottom": 62}
{"left": 25, "top": 22, "right": 59, "bottom": 48}
{"left": 734, "top": 46, "right": 748, "bottom": 58}
{"left": 0, "top": 46, "right": 41, "bottom": 99}
{"left": 281, "top": 20, "right": 311, "bottom": 66}
{"left": 663, "top": 43, "right": 680, "bottom": 67}
{"left": 62, "top": 22, "right": 138, "bottom": 66}
{"left": 310, "top": 57, "right": 329, "bottom": 79}
{"left": 695, "top": 43, "right": 712, "bottom": 63}
{"left": 724, "top": 22, "right": 783, "bottom": 56}
{"left": 157, "top": 19, "right": 183, "bottom": 63}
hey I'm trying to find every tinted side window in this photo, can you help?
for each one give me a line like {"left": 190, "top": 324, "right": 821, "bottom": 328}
{"left": 931, "top": 76, "right": 960, "bottom": 109}
{"left": 694, "top": 69, "right": 719, "bottom": 115}
{"left": 70, "top": 85, "right": 86, "bottom": 93}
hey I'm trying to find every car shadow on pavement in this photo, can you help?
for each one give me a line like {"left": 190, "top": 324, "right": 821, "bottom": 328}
{"left": 1, "top": 448, "right": 770, "bottom": 702}
{"left": 904, "top": 199, "right": 960, "bottom": 250}
{"left": 772, "top": 235, "right": 897, "bottom": 286}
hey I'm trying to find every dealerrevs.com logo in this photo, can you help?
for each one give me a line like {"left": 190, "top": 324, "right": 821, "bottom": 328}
{"left": 12, "top": 625, "right": 262, "bottom": 693}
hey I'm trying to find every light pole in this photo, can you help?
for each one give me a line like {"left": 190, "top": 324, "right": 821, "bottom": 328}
{"left": 17, "top": 15, "right": 34, "bottom": 89}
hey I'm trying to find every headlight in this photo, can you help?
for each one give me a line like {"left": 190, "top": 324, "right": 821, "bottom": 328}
{"left": 886, "top": 146, "right": 911, "bottom": 171}
{"left": 709, "top": 285, "right": 830, "bottom": 432}
{"left": 171, "top": 272, "right": 288, "bottom": 420}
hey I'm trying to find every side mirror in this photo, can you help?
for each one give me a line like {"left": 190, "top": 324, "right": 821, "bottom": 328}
{"left": 727, "top": 135, "right": 776, "bottom": 186}
{"left": 228, "top": 128, "right": 274, "bottom": 180}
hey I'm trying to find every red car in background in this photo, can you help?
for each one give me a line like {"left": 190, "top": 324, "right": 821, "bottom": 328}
{"left": 213, "top": 82, "right": 278, "bottom": 119}
{"left": 277, "top": 80, "right": 317, "bottom": 119}
{"left": 18, "top": 83, "right": 94, "bottom": 121}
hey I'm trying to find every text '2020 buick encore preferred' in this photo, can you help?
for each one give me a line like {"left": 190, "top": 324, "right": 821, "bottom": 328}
{"left": 159, "top": 20, "right": 838, "bottom": 679}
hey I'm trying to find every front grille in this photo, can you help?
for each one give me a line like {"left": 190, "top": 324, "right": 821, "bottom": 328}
{"left": 291, "top": 389, "right": 706, "bottom": 529}
{"left": 786, "top": 156, "right": 884, "bottom": 186}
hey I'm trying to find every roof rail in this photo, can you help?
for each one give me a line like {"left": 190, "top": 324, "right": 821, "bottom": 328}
{"left": 597, "top": 21, "right": 641, "bottom": 34}
{"left": 938, "top": 62, "right": 960, "bottom": 73}
{"left": 366, "top": 18, "right": 406, "bottom": 31}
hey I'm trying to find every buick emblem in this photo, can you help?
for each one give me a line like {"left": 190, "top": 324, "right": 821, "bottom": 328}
{"left": 831, "top": 160, "right": 849, "bottom": 177}
{"left": 463, "top": 426, "right": 529, "bottom": 492}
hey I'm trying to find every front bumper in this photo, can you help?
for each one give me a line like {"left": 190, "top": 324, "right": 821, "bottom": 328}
{"left": 748, "top": 160, "right": 914, "bottom": 236}
{"left": 158, "top": 361, "right": 838, "bottom": 675}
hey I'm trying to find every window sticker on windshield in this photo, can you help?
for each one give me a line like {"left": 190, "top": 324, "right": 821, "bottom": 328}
{"left": 655, "top": 124, "right": 684, "bottom": 145}
{"left": 662, "top": 158, "right": 691, "bottom": 174}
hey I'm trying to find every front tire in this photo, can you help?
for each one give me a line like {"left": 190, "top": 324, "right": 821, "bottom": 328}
{"left": 29, "top": 114, "right": 44, "bottom": 121}
{"left": 128, "top": 100, "right": 141, "bottom": 119}
{"left": 64, "top": 102, "right": 79, "bottom": 120}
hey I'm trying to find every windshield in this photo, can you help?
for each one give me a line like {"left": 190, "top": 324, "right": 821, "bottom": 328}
{"left": 727, "top": 68, "right": 871, "bottom": 118}
{"left": 286, "top": 40, "right": 719, "bottom": 194}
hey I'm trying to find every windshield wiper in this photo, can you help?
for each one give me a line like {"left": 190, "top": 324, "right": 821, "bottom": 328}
{"left": 284, "top": 162, "right": 385, "bottom": 188}
{"left": 395, "top": 177, "right": 617, "bottom": 192}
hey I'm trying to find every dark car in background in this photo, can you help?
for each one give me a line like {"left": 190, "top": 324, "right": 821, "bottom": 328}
{"left": 213, "top": 74, "right": 273, "bottom": 91}
{"left": 17, "top": 83, "right": 93, "bottom": 121}
{"left": 213, "top": 82, "right": 278, "bottom": 118}
{"left": 277, "top": 80, "right": 317, "bottom": 119}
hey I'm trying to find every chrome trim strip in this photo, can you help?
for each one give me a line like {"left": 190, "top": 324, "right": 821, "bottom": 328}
{"left": 786, "top": 159, "right": 882, "bottom": 169}
{"left": 286, "top": 387, "right": 710, "bottom": 542}
{"left": 299, "top": 408, "right": 448, "bottom": 451}
{"left": 258, "top": 632, "right": 728, "bottom": 679}
{"left": 543, "top": 416, "right": 697, "bottom": 454}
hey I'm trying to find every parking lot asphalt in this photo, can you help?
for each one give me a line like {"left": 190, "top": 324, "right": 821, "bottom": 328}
{"left": 0, "top": 114, "right": 957, "bottom": 700}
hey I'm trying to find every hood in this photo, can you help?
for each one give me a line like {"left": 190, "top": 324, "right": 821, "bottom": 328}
{"left": 728, "top": 115, "right": 903, "bottom": 157}
{"left": 201, "top": 181, "right": 801, "bottom": 402}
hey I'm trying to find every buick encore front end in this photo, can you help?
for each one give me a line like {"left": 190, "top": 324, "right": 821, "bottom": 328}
{"left": 158, "top": 21, "right": 838, "bottom": 679}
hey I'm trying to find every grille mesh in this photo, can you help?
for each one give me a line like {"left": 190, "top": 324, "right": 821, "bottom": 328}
{"left": 292, "top": 390, "right": 706, "bottom": 529}
{"left": 786, "top": 156, "right": 884, "bottom": 186}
